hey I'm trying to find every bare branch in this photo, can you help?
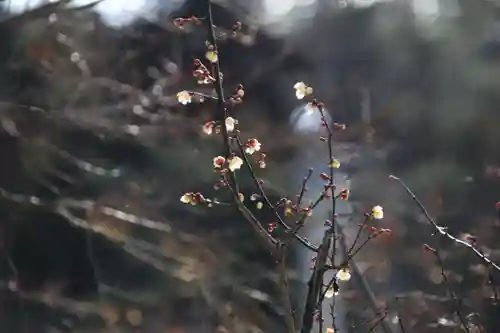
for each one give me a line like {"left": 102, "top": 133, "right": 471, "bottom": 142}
{"left": 390, "top": 174, "right": 500, "bottom": 272}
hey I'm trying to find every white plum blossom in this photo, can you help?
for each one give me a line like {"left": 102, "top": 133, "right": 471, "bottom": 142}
{"left": 371, "top": 205, "right": 384, "bottom": 219}
{"left": 225, "top": 117, "right": 237, "bottom": 132}
{"left": 294, "top": 81, "right": 313, "bottom": 100}
{"left": 228, "top": 156, "right": 243, "bottom": 171}
{"left": 245, "top": 138, "right": 261, "bottom": 155}
{"left": 177, "top": 91, "right": 192, "bottom": 105}
{"left": 205, "top": 50, "right": 218, "bottom": 63}
{"left": 213, "top": 156, "right": 226, "bottom": 169}
{"left": 329, "top": 159, "right": 341, "bottom": 169}
{"left": 325, "top": 286, "right": 339, "bottom": 298}
{"left": 180, "top": 193, "right": 194, "bottom": 204}
{"left": 336, "top": 268, "right": 351, "bottom": 282}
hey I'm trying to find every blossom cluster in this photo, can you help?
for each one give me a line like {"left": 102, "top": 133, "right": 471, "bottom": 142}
{"left": 171, "top": 15, "right": 389, "bottom": 333}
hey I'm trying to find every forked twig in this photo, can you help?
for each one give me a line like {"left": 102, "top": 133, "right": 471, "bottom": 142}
{"left": 205, "top": 0, "right": 318, "bottom": 253}
{"left": 301, "top": 229, "right": 332, "bottom": 333}
{"left": 390, "top": 175, "right": 500, "bottom": 272}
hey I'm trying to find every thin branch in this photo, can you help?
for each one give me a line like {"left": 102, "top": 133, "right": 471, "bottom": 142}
{"left": 367, "top": 312, "right": 388, "bottom": 333}
{"left": 346, "top": 214, "right": 372, "bottom": 257}
{"left": 296, "top": 168, "right": 314, "bottom": 208}
{"left": 223, "top": 175, "right": 278, "bottom": 252}
{"left": 206, "top": 2, "right": 238, "bottom": 194}
{"left": 328, "top": 302, "right": 335, "bottom": 333}
{"left": 393, "top": 298, "right": 407, "bottom": 333}
{"left": 317, "top": 104, "right": 339, "bottom": 333}
{"left": 487, "top": 269, "right": 499, "bottom": 303}
{"left": 234, "top": 135, "right": 319, "bottom": 252}
{"left": 0, "top": 0, "right": 70, "bottom": 26}
{"left": 4, "top": 250, "right": 28, "bottom": 333}
{"left": 397, "top": 316, "right": 407, "bottom": 333}
{"left": 205, "top": 1, "right": 277, "bottom": 253}
{"left": 427, "top": 244, "right": 470, "bottom": 333}
{"left": 336, "top": 222, "right": 397, "bottom": 333}
{"left": 477, "top": 248, "right": 499, "bottom": 303}
{"left": 204, "top": 1, "right": 318, "bottom": 253}
{"left": 390, "top": 175, "right": 500, "bottom": 272}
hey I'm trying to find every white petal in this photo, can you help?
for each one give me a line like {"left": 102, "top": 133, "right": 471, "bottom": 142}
{"left": 296, "top": 91, "right": 305, "bottom": 100}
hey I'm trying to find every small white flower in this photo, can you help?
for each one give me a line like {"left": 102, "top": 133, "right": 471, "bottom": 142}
{"left": 371, "top": 205, "right": 384, "bottom": 219}
{"left": 205, "top": 50, "right": 218, "bottom": 63}
{"left": 329, "top": 159, "right": 341, "bottom": 169}
{"left": 245, "top": 138, "right": 261, "bottom": 155}
{"left": 228, "top": 156, "right": 243, "bottom": 171}
{"left": 177, "top": 91, "right": 192, "bottom": 105}
{"left": 180, "top": 193, "right": 205, "bottom": 206}
{"left": 325, "top": 286, "right": 339, "bottom": 298}
{"left": 294, "top": 81, "right": 313, "bottom": 100}
{"left": 336, "top": 268, "right": 351, "bottom": 282}
{"left": 213, "top": 156, "right": 226, "bottom": 169}
{"left": 180, "top": 193, "right": 193, "bottom": 204}
{"left": 225, "top": 117, "right": 237, "bottom": 132}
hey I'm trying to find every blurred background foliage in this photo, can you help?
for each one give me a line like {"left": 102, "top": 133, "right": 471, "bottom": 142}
{"left": 0, "top": 0, "right": 500, "bottom": 332}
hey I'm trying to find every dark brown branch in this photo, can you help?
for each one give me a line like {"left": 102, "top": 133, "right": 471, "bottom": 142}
{"left": 429, "top": 245, "right": 470, "bottom": 333}
{"left": 205, "top": 0, "right": 317, "bottom": 254}
{"left": 234, "top": 135, "right": 319, "bottom": 252}
{"left": 390, "top": 175, "right": 500, "bottom": 272}
{"left": 205, "top": 0, "right": 279, "bottom": 253}
{"left": 301, "top": 229, "right": 332, "bottom": 333}
{"left": 296, "top": 168, "right": 314, "bottom": 208}
{"left": 336, "top": 222, "right": 397, "bottom": 333}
